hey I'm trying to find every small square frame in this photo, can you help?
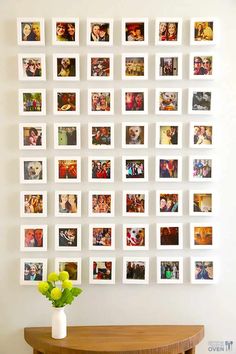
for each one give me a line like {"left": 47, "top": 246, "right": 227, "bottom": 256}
{"left": 53, "top": 88, "right": 80, "bottom": 115}
{"left": 188, "top": 88, "right": 214, "bottom": 115}
{"left": 156, "top": 190, "right": 183, "bottom": 216}
{"left": 123, "top": 224, "right": 149, "bottom": 250}
{"left": 122, "top": 122, "right": 148, "bottom": 149}
{"left": 88, "top": 122, "right": 114, "bottom": 150}
{"left": 189, "top": 53, "right": 215, "bottom": 80}
{"left": 55, "top": 191, "right": 81, "bottom": 217}
{"left": 189, "top": 156, "right": 214, "bottom": 182}
{"left": 54, "top": 156, "right": 81, "bottom": 183}
{"left": 20, "top": 225, "right": 47, "bottom": 252}
{"left": 19, "top": 123, "right": 46, "bottom": 150}
{"left": 88, "top": 156, "right": 114, "bottom": 183}
{"left": 52, "top": 18, "right": 79, "bottom": 46}
{"left": 190, "top": 257, "right": 217, "bottom": 284}
{"left": 122, "top": 156, "right": 148, "bottom": 182}
{"left": 55, "top": 224, "right": 81, "bottom": 251}
{"left": 20, "top": 191, "right": 47, "bottom": 218}
{"left": 54, "top": 123, "right": 81, "bottom": 150}
{"left": 122, "top": 18, "right": 148, "bottom": 46}
{"left": 53, "top": 54, "right": 80, "bottom": 81}
{"left": 189, "top": 122, "right": 214, "bottom": 149}
{"left": 156, "top": 156, "right": 182, "bottom": 182}
{"left": 20, "top": 258, "right": 47, "bottom": 285}
{"left": 18, "top": 53, "right": 46, "bottom": 81}
{"left": 88, "top": 191, "right": 115, "bottom": 217}
{"left": 18, "top": 89, "right": 46, "bottom": 116}
{"left": 155, "top": 53, "right": 182, "bottom": 80}
{"left": 88, "top": 89, "right": 114, "bottom": 115}
{"left": 157, "top": 257, "right": 183, "bottom": 284}
{"left": 20, "top": 157, "right": 47, "bottom": 184}
{"left": 121, "top": 53, "right": 148, "bottom": 80}
{"left": 123, "top": 257, "right": 149, "bottom": 284}
{"left": 87, "top": 18, "right": 113, "bottom": 46}
{"left": 190, "top": 223, "right": 215, "bottom": 249}
{"left": 155, "top": 88, "right": 182, "bottom": 115}
{"left": 190, "top": 18, "right": 217, "bottom": 46}
{"left": 89, "top": 224, "right": 115, "bottom": 250}
{"left": 156, "top": 223, "right": 183, "bottom": 250}
{"left": 55, "top": 258, "right": 81, "bottom": 284}
{"left": 189, "top": 190, "right": 214, "bottom": 216}
{"left": 156, "top": 122, "right": 182, "bottom": 149}
{"left": 89, "top": 257, "right": 116, "bottom": 284}
{"left": 17, "top": 18, "right": 45, "bottom": 46}
{"left": 122, "top": 88, "right": 148, "bottom": 115}
{"left": 87, "top": 53, "right": 114, "bottom": 80}
{"left": 155, "top": 18, "right": 182, "bottom": 46}
{"left": 123, "top": 190, "right": 149, "bottom": 217}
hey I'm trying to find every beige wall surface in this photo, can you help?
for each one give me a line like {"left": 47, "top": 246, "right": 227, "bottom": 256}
{"left": 0, "top": 0, "right": 235, "bottom": 353}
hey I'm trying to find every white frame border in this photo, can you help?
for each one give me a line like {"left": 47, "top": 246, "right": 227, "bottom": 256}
{"left": 189, "top": 53, "right": 215, "bottom": 80}
{"left": 52, "top": 18, "right": 80, "bottom": 46}
{"left": 156, "top": 122, "right": 182, "bottom": 149}
{"left": 123, "top": 190, "right": 149, "bottom": 217}
{"left": 55, "top": 258, "right": 81, "bottom": 284}
{"left": 53, "top": 53, "right": 80, "bottom": 81}
{"left": 18, "top": 89, "right": 46, "bottom": 116}
{"left": 155, "top": 88, "right": 182, "bottom": 115}
{"left": 55, "top": 224, "right": 81, "bottom": 251}
{"left": 156, "top": 223, "right": 183, "bottom": 250}
{"left": 20, "top": 225, "right": 48, "bottom": 252}
{"left": 156, "top": 156, "right": 182, "bottom": 182}
{"left": 17, "top": 17, "right": 45, "bottom": 46}
{"left": 53, "top": 88, "right": 80, "bottom": 115}
{"left": 189, "top": 122, "right": 214, "bottom": 149}
{"left": 89, "top": 257, "right": 116, "bottom": 284}
{"left": 155, "top": 53, "right": 182, "bottom": 80}
{"left": 20, "top": 258, "right": 47, "bottom": 285}
{"left": 123, "top": 256, "right": 149, "bottom": 284}
{"left": 122, "top": 18, "right": 148, "bottom": 46}
{"left": 123, "top": 224, "right": 149, "bottom": 251}
{"left": 87, "top": 53, "right": 114, "bottom": 81}
{"left": 157, "top": 257, "right": 183, "bottom": 284}
{"left": 122, "top": 53, "right": 148, "bottom": 80}
{"left": 87, "top": 18, "right": 113, "bottom": 46}
{"left": 88, "top": 191, "right": 115, "bottom": 217}
{"left": 20, "top": 191, "right": 47, "bottom": 218}
{"left": 19, "top": 123, "right": 46, "bottom": 150}
{"left": 89, "top": 224, "right": 115, "bottom": 251}
{"left": 155, "top": 17, "right": 182, "bottom": 46}
{"left": 156, "top": 190, "right": 183, "bottom": 216}
{"left": 55, "top": 191, "right": 81, "bottom": 218}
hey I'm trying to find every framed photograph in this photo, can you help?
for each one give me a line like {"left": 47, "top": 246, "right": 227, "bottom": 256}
{"left": 20, "top": 157, "right": 47, "bottom": 184}
{"left": 188, "top": 89, "right": 214, "bottom": 114}
{"left": 190, "top": 18, "right": 217, "bottom": 46}
{"left": 122, "top": 18, "right": 148, "bottom": 45}
{"left": 89, "top": 257, "right": 115, "bottom": 284}
{"left": 190, "top": 257, "right": 217, "bottom": 284}
{"left": 123, "top": 257, "right": 149, "bottom": 284}
{"left": 55, "top": 224, "right": 81, "bottom": 251}
{"left": 20, "top": 191, "right": 47, "bottom": 218}
{"left": 189, "top": 191, "right": 214, "bottom": 216}
{"left": 122, "top": 123, "right": 148, "bottom": 149}
{"left": 155, "top": 89, "right": 182, "bottom": 115}
{"left": 122, "top": 53, "right": 148, "bottom": 80}
{"left": 89, "top": 224, "right": 115, "bottom": 250}
{"left": 55, "top": 191, "right": 81, "bottom": 217}
{"left": 155, "top": 53, "right": 182, "bottom": 80}
{"left": 55, "top": 258, "right": 81, "bottom": 284}
{"left": 156, "top": 190, "right": 182, "bottom": 216}
{"left": 156, "top": 122, "right": 182, "bottom": 149}
{"left": 53, "top": 54, "right": 80, "bottom": 81}
{"left": 190, "top": 123, "right": 214, "bottom": 148}
{"left": 88, "top": 157, "right": 114, "bottom": 183}
{"left": 88, "top": 191, "right": 115, "bottom": 217}
{"left": 87, "top": 18, "right": 113, "bottom": 46}
{"left": 122, "top": 88, "right": 148, "bottom": 115}
{"left": 122, "top": 156, "right": 148, "bottom": 182}
{"left": 155, "top": 18, "right": 182, "bottom": 45}
{"left": 54, "top": 123, "right": 80, "bottom": 150}
{"left": 53, "top": 89, "right": 80, "bottom": 115}
{"left": 18, "top": 54, "right": 46, "bottom": 81}
{"left": 87, "top": 53, "right": 113, "bottom": 80}
{"left": 156, "top": 156, "right": 182, "bottom": 182}
{"left": 52, "top": 18, "right": 79, "bottom": 46}
{"left": 189, "top": 157, "right": 213, "bottom": 182}
{"left": 156, "top": 223, "right": 183, "bottom": 250}
{"left": 20, "top": 225, "right": 47, "bottom": 252}
{"left": 157, "top": 257, "right": 183, "bottom": 284}
{"left": 123, "top": 224, "right": 149, "bottom": 250}
{"left": 20, "top": 258, "right": 47, "bottom": 285}
{"left": 54, "top": 157, "right": 81, "bottom": 183}
{"left": 189, "top": 53, "right": 214, "bottom": 80}
{"left": 17, "top": 18, "right": 45, "bottom": 46}
{"left": 88, "top": 89, "right": 114, "bottom": 115}
{"left": 19, "top": 123, "right": 46, "bottom": 150}
{"left": 88, "top": 123, "right": 114, "bottom": 149}
{"left": 190, "top": 223, "right": 214, "bottom": 249}
{"left": 18, "top": 89, "right": 46, "bottom": 116}
{"left": 123, "top": 191, "right": 149, "bottom": 217}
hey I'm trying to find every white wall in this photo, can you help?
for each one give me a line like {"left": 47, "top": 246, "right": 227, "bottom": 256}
{"left": 0, "top": 0, "right": 235, "bottom": 353}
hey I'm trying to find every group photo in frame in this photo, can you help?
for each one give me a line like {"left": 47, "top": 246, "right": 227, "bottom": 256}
{"left": 155, "top": 88, "right": 182, "bottom": 115}
{"left": 122, "top": 123, "right": 148, "bottom": 149}
{"left": 55, "top": 224, "right": 81, "bottom": 251}
{"left": 88, "top": 89, "right": 114, "bottom": 115}
{"left": 189, "top": 53, "right": 214, "bottom": 80}
{"left": 190, "top": 18, "right": 217, "bottom": 46}
{"left": 122, "top": 88, "right": 148, "bottom": 115}
{"left": 54, "top": 157, "right": 81, "bottom": 183}
{"left": 88, "top": 191, "right": 115, "bottom": 217}
{"left": 157, "top": 257, "right": 183, "bottom": 284}
{"left": 52, "top": 18, "right": 79, "bottom": 46}
{"left": 17, "top": 17, "right": 45, "bottom": 46}
{"left": 122, "top": 156, "right": 148, "bottom": 182}
{"left": 156, "top": 190, "right": 182, "bottom": 216}
{"left": 53, "top": 54, "right": 80, "bottom": 81}
{"left": 121, "top": 53, "right": 148, "bottom": 80}
{"left": 190, "top": 223, "right": 214, "bottom": 249}
{"left": 20, "top": 225, "right": 47, "bottom": 252}
{"left": 87, "top": 18, "right": 113, "bottom": 46}
{"left": 156, "top": 122, "right": 182, "bottom": 149}
{"left": 155, "top": 53, "right": 182, "bottom": 80}
{"left": 156, "top": 223, "right": 183, "bottom": 250}
{"left": 189, "top": 123, "right": 214, "bottom": 148}
{"left": 87, "top": 53, "right": 113, "bottom": 80}
{"left": 189, "top": 156, "right": 213, "bottom": 182}
{"left": 19, "top": 123, "right": 46, "bottom": 150}
{"left": 55, "top": 258, "right": 81, "bottom": 284}
{"left": 156, "top": 156, "right": 182, "bottom": 182}
{"left": 123, "top": 257, "right": 149, "bottom": 284}
{"left": 89, "top": 224, "right": 115, "bottom": 250}
{"left": 189, "top": 191, "right": 214, "bottom": 216}
{"left": 18, "top": 89, "right": 46, "bottom": 116}
{"left": 123, "top": 224, "right": 149, "bottom": 250}
{"left": 54, "top": 123, "right": 80, "bottom": 150}
{"left": 155, "top": 18, "right": 182, "bottom": 45}
{"left": 122, "top": 18, "right": 148, "bottom": 46}
{"left": 123, "top": 191, "right": 149, "bottom": 217}
{"left": 20, "top": 191, "right": 47, "bottom": 218}
{"left": 55, "top": 191, "right": 81, "bottom": 217}
{"left": 53, "top": 88, "right": 80, "bottom": 115}
{"left": 20, "top": 157, "right": 47, "bottom": 184}
{"left": 88, "top": 122, "right": 114, "bottom": 149}
{"left": 190, "top": 257, "right": 217, "bottom": 284}
{"left": 18, "top": 53, "right": 46, "bottom": 81}
{"left": 20, "top": 258, "right": 47, "bottom": 285}
{"left": 89, "top": 257, "right": 115, "bottom": 284}
{"left": 88, "top": 157, "right": 114, "bottom": 183}
{"left": 188, "top": 88, "right": 214, "bottom": 114}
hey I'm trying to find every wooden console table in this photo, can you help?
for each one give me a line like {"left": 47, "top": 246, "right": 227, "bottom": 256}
{"left": 24, "top": 325, "right": 204, "bottom": 354}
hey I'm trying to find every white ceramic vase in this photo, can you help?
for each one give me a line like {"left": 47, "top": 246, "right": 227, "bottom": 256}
{"left": 51, "top": 307, "right": 67, "bottom": 339}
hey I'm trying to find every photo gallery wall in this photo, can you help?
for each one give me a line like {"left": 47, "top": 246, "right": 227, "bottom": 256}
{"left": 18, "top": 17, "right": 217, "bottom": 286}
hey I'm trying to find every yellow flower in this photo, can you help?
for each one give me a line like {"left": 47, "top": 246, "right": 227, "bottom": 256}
{"left": 38, "top": 281, "right": 49, "bottom": 295}
{"left": 59, "top": 271, "right": 69, "bottom": 281}
{"left": 62, "top": 280, "right": 73, "bottom": 289}
{"left": 48, "top": 272, "right": 59, "bottom": 282}
{"left": 51, "top": 287, "right": 62, "bottom": 300}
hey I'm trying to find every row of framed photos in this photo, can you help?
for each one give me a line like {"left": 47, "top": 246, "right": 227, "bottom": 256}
{"left": 20, "top": 256, "right": 217, "bottom": 285}
{"left": 20, "top": 223, "right": 215, "bottom": 252}
{"left": 18, "top": 53, "right": 215, "bottom": 81}
{"left": 18, "top": 88, "right": 215, "bottom": 115}
{"left": 20, "top": 190, "right": 215, "bottom": 218}
{"left": 19, "top": 122, "right": 214, "bottom": 150}
{"left": 17, "top": 17, "right": 217, "bottom": 47}
{"left": 19, "top": 156, "right": 213, "bottom": 184}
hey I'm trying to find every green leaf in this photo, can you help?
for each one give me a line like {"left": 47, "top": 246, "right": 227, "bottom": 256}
{"left": 70, "top": 288, "right": 82, "bottom": 297}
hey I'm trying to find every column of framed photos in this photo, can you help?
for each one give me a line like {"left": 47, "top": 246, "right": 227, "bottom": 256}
{"left": 18, "top": 16, "right": 217, "bottom": 286}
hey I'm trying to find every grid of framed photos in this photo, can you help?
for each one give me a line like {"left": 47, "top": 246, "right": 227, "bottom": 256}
{"left": 18, "top": 17, "right": 217, "bottom": 285}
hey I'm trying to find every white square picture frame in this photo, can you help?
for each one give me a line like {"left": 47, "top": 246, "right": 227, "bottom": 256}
{"left": 18, "top": 53, "right": 46, "bottom": 81}
{"left": 87, "top": 18, "right": 113, "bottom": 46}
{"left": 155, "top": 88, "right": 182, "bottom": 115}
{"left": 190, "top": 257, "right": 217, "bottom": 284}
{"left": 17, "top": 18, "right": 45, "bottom": 46}
{"left": 188, "top": 88, "right": 214, "bottom": 114}
{"left": 155, "top": 18, "right": 182, "bottom": 46}
{"left": 55, "top": 224, "right": 81, "bottom": 251}
{"left": 190, "top": 18, "right": 217, "bottom": 46}
{"left": 88, "top": 157, "right": 114, "bottom": 183}
{"left": 88, "top": 191, "right": 115, "bottom": 217}
{"left": 52, "top": 18, "right": 79, "bottom": 46}
{"left": 55, "top": 258, "right": 81, "bottom": 284}
{"left": 157, "top": 257, "right": 183, "bottom": 284}
{"left": 18, "top": 89, "right": 46, "bottom": 116}
{"left": 88, "top": 89, "right": 114, "bottom": 115}
{"left": 155, "top": 53, "right": 182, "bottom": 80}
{"left": 190, "top": 223, "right": 215, "bottom": 249}
{"left": 189, "top": 190, "right": 214, "bottom": 216}
{"left": 156, "top": 223, "right": 183, "bottom": 250}
{"left": 189, "top": 53, "right": 215, "bottom": 80}
{"left": 55, "top": 191, "right": 81, "bottom": 217}
{"left": 156, "top": 190, "right": 182, "bottom": 216}
{"left": 122, "top": 53, "right": 148, "bottom": 80}
{"left": 89, "top": 257, "right": 116, "bottom": 284}
{"left": 156, "top": 156, "right": 182, "bottom": 182}
{"left": 87, "top": 53, "right": 113, "bottom": 80}
{"left": 122, "top": 88, "right": 148, "bottom": 115}
{"left": 19, "top": 123, "right": 46, "bottom": 150}
{"left": 89, "top": 224, "right": 115, "bottom": 250}
{"left": 189, "top": 123, "right": 214, "bottom": 149}
{"left": 122, "top": 156, "right": 148, "bottom": 182}
{"left": 20, "top": 258, "right": 47, "bottom": 285}
{"left": 88, "top": 122, "right": 114, "bottom": 150}
{"left": 123, "top": 190, "right": 149, "bottom": 217}
{"left": 122, "top": 122, "right": 148, "bottom": 149}
{"left": 53, "top": 54, "right": 80, "bottom": 81}
{"left": 54, "top": 156, "right": 81, "bottom": 183}
{"left": 20, "top": 225, "right": 47, "bottom": 252}
{"left": 123, "top": 224, "right": 149, "bottom": 250}
{"left": 156, "top": 122, "right": 182, "bottom": 149}
{"left": 20, "top": 191, "right": 47, "bottom": 218}
{"left": 53, "top": 88, "right": 80, "bottom": 115}
{"left": 189, "top": 156, "right": 213, "bottom": 182}
{"left": 54, "top": 123, "right": 80, "bottom": 150}
{"left": 123, "top": 257, "right": 149, "bottom": 284}
{"left": 20, "top": 157, "right": 47, "bottom": 184}
{"left": 122, "top": 18, "right": 148, "bottom": 46}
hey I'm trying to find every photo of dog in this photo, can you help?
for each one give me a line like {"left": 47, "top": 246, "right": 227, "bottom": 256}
{"left": 126, "top": 227, "right": 145, "bottom": 247}
{"left": 126, "top": 125, "right": 144, "bottom": 145}
{"left": 24, "top": 160, "right": 43, "bottom": 180}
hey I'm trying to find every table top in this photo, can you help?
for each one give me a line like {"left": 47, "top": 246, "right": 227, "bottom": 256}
{"left": 24, "top": 325, "right": 204, "bottom": 354}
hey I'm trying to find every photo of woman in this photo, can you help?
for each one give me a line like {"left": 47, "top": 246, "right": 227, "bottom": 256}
{"left": 21, "top": 192, "right": 47, "bottom": 217}
{"left": 55, "top": 192, "right": 81, "bottom": 217}
{"left": 17, "top": 18, "right": 44, "bottom": 45}
{"left": 52, "top": 18, "right": 79, "bottom": 45}
{"left": 87, "top": 19, "right": 113, "bottom": 45}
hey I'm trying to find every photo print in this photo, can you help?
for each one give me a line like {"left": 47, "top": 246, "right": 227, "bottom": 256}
{"left": 87, "top": 18, "right": 113, "bottom": 45}
{"left": 190, "top": 18, "right": 216, "bottom": 45}
{"left": 122, "top": 53, "right": 148, "bottom": 80}
{"left": 190, "top": 53, "right": 214, "bottom": 79}
{"left": 190, "top": 223, "right": 214, "bottom": 249}
{"left": 89, "top": 191, "right": 114, "bottom": 217}
{"left": 53, "top": 89, "right": 80, "bottom": 115}
{"left": 55, "top": 224, "right": 81, "bottom": 251}
{"left": 156, "top": 123, "right": 182, "bottom": 149}
{"left": 54, "top": 157, "right": 81, "bottom": 183}
{"left": 20, "top": 191, "right": 47, "bottom": 217}
{"left": 18, "top": 54, "right": 46, "bottom": 81}
{"left": 54, "top": 123, "right": 80, "bottom": 150}
{"left": 52, "top": 18, "right": 79, "bottom": 45}
{"left": 88, "top": 157, "right": 114, "bottom": 183}
{"left": 87, "top": 53, "right": 113, "bottom": 80}
{"left": 190, "top": 123, "right": 213, "bottom": 148}
{"left": 122, "top": 156, "right": 148, "bottom": 182}
{"left": 122, "top": 89, "right": 148, "bottom": 114}
{"left": 20, "top": 225, "right": 47, "bottom": 252}
{"left": 89, "top": 257, "right": 115, "bottom": 284}
{"left": 156, "top": 89, "right": 182, "bottom": 114}
{"left": 20, "top": 157, "right": 47, "bottom": 184}
{"left": 53, "top": 54, "right": 80, "bottom": 80}
{"left": 88, "top": 123, "right": 114, "bottom": 149}
{"left": 157, "top": 257, "right": 183, "bottom": 284}
{"left": 55, "top": 258, "right": 81, "bottom": 284}
{"left": 156, "top": 223, "right": 183, "bottom": 249}
{"left": 156, "top": 157, "right": 182, "bottom": 182}
{"left": 156, "top": 191, "right": 182, "bottom": 216}
{"left": 191, "top": 257, "right": 216, "bottom": 284}
{"left": 190, "top": 191, "right": 214, "bottom": 216}
{"left": 189, "top": 157, "right": 213, "bottom": 181}
{"left": 188, "top": 89, "right": 213, "bottom": 114}
{"left": 122, "top": 123, "right": 148, "bottom": 149}
{"left": 122, "top": 18, "right": 148, "bottom": 45}
{"left": 156, "top": 54, "right": 182, "bottom": 80}
{"left": 19, "top": 89, "right": 46, "bottom": 116}
{"left": 123, "top": 191, "right": 148, "bottom": 217}
{"left": 156, "top": 18, "right": 182, "bottom": 45}
{"left": 20, "top": 258, "right": 47, "bottom": 285}
{"left": 123, "top": 257, "right": 149, "bottom": 284}
{"left": 123, "top": 224, "right": 149, "bottom": 250}
{"left": 55, "top": 191, "right": 81, "bottom": 217}
{"left": 89, "top": 224, "right": 115, "bottom": 250}
{"left": 17, "top": 18, "right": 45, "bottom": 46}
{"left": 88, "top": 89, "right": 114, "bottom": 114}
{"left": 19, "top": 123, "right": 46, "bottom": 150}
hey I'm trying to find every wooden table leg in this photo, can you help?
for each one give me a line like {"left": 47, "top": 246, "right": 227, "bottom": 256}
{"left": 185, "top": 348, "right": 195, "bottom": 354}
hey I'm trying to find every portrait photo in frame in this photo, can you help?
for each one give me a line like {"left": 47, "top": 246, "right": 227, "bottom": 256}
{"left": 190, "top": 223, "right": 214, "bottom": 249}
{"left": 156, "top": 122, "right": 182, "bottom": 149}
{"left": 89, "top": 257, "right": 116, "bottom": 284}
{"left": 189, "top": 123, "right": 214, "bottom": 149}
{"left": 156, "top": 190, "right": 182, "bottom": 216}
{"left": 123, "top": 257, "right": 149, "bottom": 284}
{"left": 17, "top": 17, "right": 45, "bottom": 46}
{"left": 88, "top": 122, "right": 114, "bottom": 149}
{"left": 53, "top": 88, "right": 80, "bottom": 115}
{"left": 54, "top": 157, "right": 81, "bottom": 183}
{"left": 190, "top": 18, "right": 217, "bottom": 46}
{"left": 122, "top": 122, "right": 148, "bottom": 149}
{"left": 189, "top": 191, "right": 214, "bottom": 216}
{"left": 54, "top": 123, "right": 80, "bottom": 150}
{"left": 20, "top": 258, "right": 47, "bottom": 285}
{"left": 55, "top": 258, "right": 81, "bottom": 284}
{"left": 156, "top": 156, "right": 182, "bottom": 182}
{"left": 156, "top": 223, "right": 183, "bottom": 250}
{"left": 88, "top": 89, "right": 114, "bottom": 115}
{"left": 87, "top": 53, "right": 113, "bottom": 80}
{"left": 122, "top": 88, "right": 148, "bottom": 115}
{"left": 122, "top": 18, "right": 148, "bottom": 46}
{"left": 87, "top": 18, "right": 113, "bottom": 46}
{"left": 122, "top": 156, "right": 148, "bottom": 182}
{"left": 20, "top": 191, "right": 47, "bottom": 218}
{"left": 53, "top": 54, "right": 80, "bottom": 81}
{"left": 155, "top": 88, "right": 182, "bottom": 115}
{"left": 122, "top": 53, "right": 148, "bottom": 80}
{"left": 155, "top": 53, "right": 182, "bottom": 80}
{"left": 18, "top": 53, "right": 46, "bottom": 81}
{"left": 88, "top": 191, "right": 115, "bottom": 217}
{"left": 155, "top": 18, "right": 182, "bottom": 46}
{"left": 20, "top": 225, "right": 47, "bottom": 252}
{"left": 20, "top": 157, "right": 47, "bottom": 184}
{"left": 89, "top": 224, "right": 115, "bottom": 251}
{"left": 19, "top": 123, "right": 46, "bottom": 150}
{"left": 189, "top": 53, "right": 215, "bottom": 80}
{"left": 189, "top": 156, "right": 213, "bottom": 182}
{"left": 88, "top": 157, "right": 114, "bottom": 183}
{"left": 190, "top": 257, "right": 217, "bottom": 284}
{"left": 55, "top": 191, "right": 81, "bottom": 217}
{"left": 55, "top": 224, "right": 81, "bottom": 251}
{"left": 123, "top": 191, "right": 149, "bottom": 217}
{"left": 52, "top": 18, "right": 79, "bottom": 46}
{"left": 18, "top": 89, "right": 46, "bottom": 116}
{"left": 123, "top": 224, "right": 149, "bottom": 250}
{"left": 157, "top": 257, "right": 183, "bottom": 284}
{"left": 188, "top": 88, "right": 214, "bottom": 114}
